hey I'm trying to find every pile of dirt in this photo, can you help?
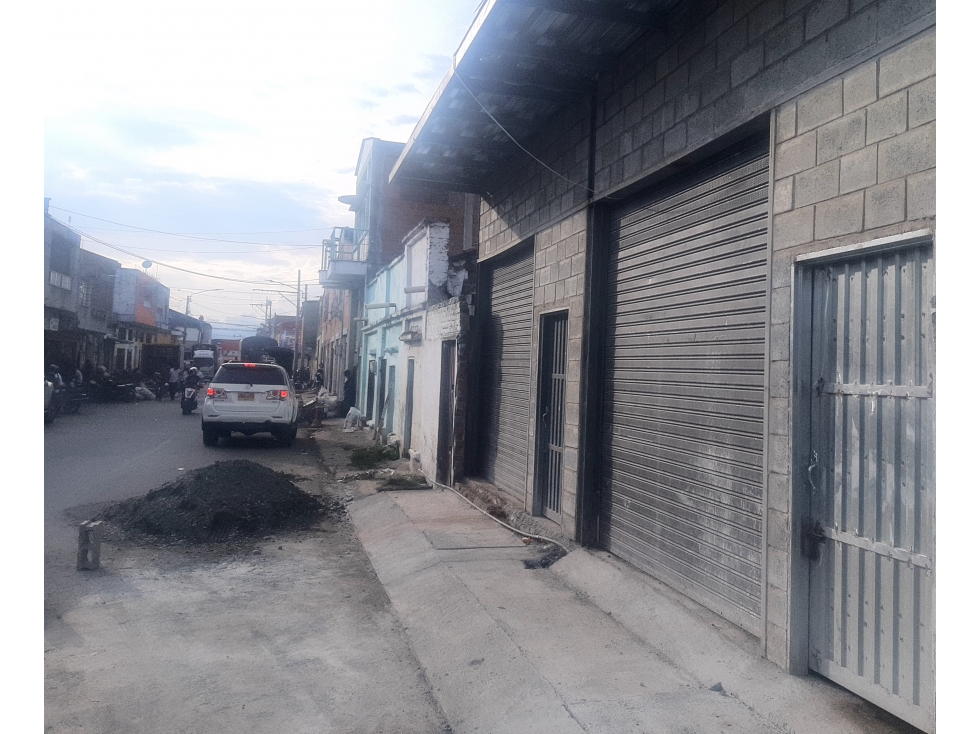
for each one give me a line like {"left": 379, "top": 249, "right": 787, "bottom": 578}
{"left": 99, "top": 460, "right": 339, "bottom": 544}
{"left": 378, "top": 475, "right": 430, "bottom": 490}
{"left": 350, "top": 445, "right": 400, "bottom": 469}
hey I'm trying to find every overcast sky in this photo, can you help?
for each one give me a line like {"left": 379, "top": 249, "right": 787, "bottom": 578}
{"left": 44, "top": 0, "right": 481, "bottom": 338}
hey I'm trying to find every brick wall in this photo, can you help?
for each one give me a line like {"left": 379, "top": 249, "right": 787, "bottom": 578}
{"left": 764, "top": 27, "right": 935, "bottom": 668}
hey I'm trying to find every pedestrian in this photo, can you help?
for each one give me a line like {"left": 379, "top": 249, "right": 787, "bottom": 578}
{"left": 342, "top": 369, "right": 356, "bottom": 412}
{"left": 315, "top": 366, "right": 324, "bottom": 388}
{"left": 167, "top": 365, "right": 180, "bottom": 401}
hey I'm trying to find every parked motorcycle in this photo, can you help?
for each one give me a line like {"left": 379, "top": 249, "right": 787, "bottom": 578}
{"left": 181, "top": 386, "right": 199, "bottom": 415}
{"left": 55, "top": 383, "right": 88, "bottom": 414}
{"left": 92, "top": 378, "right": 137, "bottom": 403}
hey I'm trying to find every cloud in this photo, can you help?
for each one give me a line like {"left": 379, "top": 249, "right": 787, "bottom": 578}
{"left": 335, "top": 166, "right": 355, "bottom": 174}
{"left": 392, "top": 82, "right": 419, "bottom": 94}
{"left": 353, "top": 99, "right": 380, "bottom": 110}
{"left": 388, "top": 114, "right": 418, "bottom": 126}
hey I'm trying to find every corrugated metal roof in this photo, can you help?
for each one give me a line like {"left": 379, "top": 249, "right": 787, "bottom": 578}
{"left": 390, "top": 0, "right": 681, "bottom": 192}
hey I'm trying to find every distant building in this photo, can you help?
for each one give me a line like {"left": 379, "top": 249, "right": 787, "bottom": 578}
{"left": 43, "top": 199, "right": 83, "bottom": 368}
{"left": 76, "top": 249, "right": 120, "bottom": 370}
{"left": 169, "top": 309, "right": 212, "bottom": 358}
{"left": 110, "top": 269, "right": 173, "bottom": 371}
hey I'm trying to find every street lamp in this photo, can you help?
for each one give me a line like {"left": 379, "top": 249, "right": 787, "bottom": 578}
{"left": 181, "top": 289, "right": 223, "bottom": 351}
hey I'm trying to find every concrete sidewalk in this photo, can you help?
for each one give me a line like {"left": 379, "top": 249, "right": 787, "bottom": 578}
{"left": 348, "top": 488, "right": 917, "bottom": 734}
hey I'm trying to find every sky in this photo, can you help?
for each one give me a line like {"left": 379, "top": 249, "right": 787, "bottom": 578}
{"left": 43, "top": 0, "right": 482, "bottom": 338}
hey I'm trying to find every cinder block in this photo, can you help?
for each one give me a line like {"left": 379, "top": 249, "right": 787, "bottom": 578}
{"left": 815, "top": 191, "right": 864, "bottom": 239}
{"left": 767, "top": 621, "right": 790, "bottom": 668}
{"left": 571, "top": 252, "right": 585, "bottom": 276}
{"left": 768, "top": 507, "right": 791, "bottom": 551}
{"left": 865, "top": 179, "right": 906, "bottom": 229}
{"left": 77, "top": 521, "right": 104, "bottom": 571}
{"left": 816, "top": 109, "right": 866, "bottom": 164}
{"left": 705, "top": 1, "right": 735, "bottom": 43}
{"left": 770, "top": 397, "right": 789, "bottom": 437}
{"left": 879, "top": 31, "right": 936, "bottom": 97}
{"left": 907, "top": 168, "right": 936, "bottom": 219}
{"left": 664, "top": 121, "right": 688, "bottom": 157}
{"left": 878, "top": 121, "right": 935, "bottom": 182}
{"left": 795, "top": 159, "right": 840, "bottom": 207}
{"left": 805, "top": 0, "right": 849, "bottom": 40}
{"left": 717, "top": 17, "right": 749, "bottom": 62}
{"left": 774, "top": 130, "right": 816, "bottom": 177}
{"left": 773, "top": 176, "right": 793, "bottom": 214}
{"left": 797, "top": 80, "right": 843, "bottom": 133}
{"left": 770, "top": 322, "right": 791, "bottom": 361}
{"left": 731, "top": 43, "right": 764, "bottom": 87}
{"left": 866, "top": 91, "right": 908, "bottom": 144}
{"left": 769, "top": 471, "right": 790, "bottom": 519}
{"left": 748, "top": 0, "right": 783, "bottom": 43}
{"left": 843, "top": 60, "right": 877, "bottom": 114}
{"left": 840, "top": 145, "right": 878, "bottom": 194}
{"left": 765, "top": 14, "right": 804, "bottom": 65}
{"left": 770, "top": 285, "right": 791, "bottom": 325}
{"left": 772, "top": 252, "right": 793, "bottom": 288}
{"left": 656, "top": 43, "right": 679, "bottom": 82}
{"left": 767, "top": 546, "right": 790, "bottom": 591}
{"left": 908, "top": 76, "right": 936, "bottom": 128}
{"left": 768, "top": 585, "right": 789, "bottom": 627}
{"left": 775, "top": 102, "right": 797, "bottom": 144}
{"left": 687, "top": 105, "right": 715, "bottom": 145}
{"left": 770, "top": 359, "right": 790, "bottom": 398}
{"left": 773, "top": 206, "right": 814, "bottom": 248}
{"left": 676, "top": 89, "right": 701, "bottom": 121}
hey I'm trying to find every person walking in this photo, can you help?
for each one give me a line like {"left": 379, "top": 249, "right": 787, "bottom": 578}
{"left": 167, "top": 366, "right": 180, "bottom": 401}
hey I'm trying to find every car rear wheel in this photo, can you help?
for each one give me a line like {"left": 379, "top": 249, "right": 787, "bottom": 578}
{"left": 202, "top": 425, "right": 219, "bottom": 446}
{"left": 275, "top": 427, "right": 294, "bottom": 448}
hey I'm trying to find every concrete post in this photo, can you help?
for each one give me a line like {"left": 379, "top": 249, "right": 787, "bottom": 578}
{"left": 77, "top": 520, "right": 104, "bottom": 571}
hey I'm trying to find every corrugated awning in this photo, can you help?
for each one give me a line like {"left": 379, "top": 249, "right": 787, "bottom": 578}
{"left": 389, "top": 0, "right": 679, "bottom": 192}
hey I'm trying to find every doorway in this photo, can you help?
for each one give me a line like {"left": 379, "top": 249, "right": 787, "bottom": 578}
{"left": 404, "top": 359, "right": 415, "bottom": 452}
{"left": 436, "top": 341, "right": 457, "bottom": 486}
{"left": 534, "top": 312, "right": 568, "bottom": 522}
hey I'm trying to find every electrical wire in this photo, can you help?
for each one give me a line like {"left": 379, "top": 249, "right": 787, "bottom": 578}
{"left": 454, "top": 73, "right": 598, "bottom": 199}
{"left": 60, "top": 220, "right": 303, "bottom": 288}
{"left": 49, "top": 206, "right": 332, "bottom": 245}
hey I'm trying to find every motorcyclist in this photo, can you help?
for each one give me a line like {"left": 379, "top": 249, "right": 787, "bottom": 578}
{"left": 47, "top": 364, "right": 64, "bottom": 388}
{"left": 184, "top": 367, "right": 201, "bottom": 390}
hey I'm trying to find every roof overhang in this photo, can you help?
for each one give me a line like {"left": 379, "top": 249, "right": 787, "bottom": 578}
{"left": 390, "top": 0, "right": 678, "bottom": 192}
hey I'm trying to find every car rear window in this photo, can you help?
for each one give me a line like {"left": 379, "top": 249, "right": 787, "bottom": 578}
{"left": 213, "top": 364, "right": 287, "bottom": 386}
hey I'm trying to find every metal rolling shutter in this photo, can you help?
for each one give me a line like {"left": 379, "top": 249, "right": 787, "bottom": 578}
{"left": 600, "top": 143, "right": 770, "bottom": 634}
{"left": 481, "top": 246, "right": 534, "bottom": 499}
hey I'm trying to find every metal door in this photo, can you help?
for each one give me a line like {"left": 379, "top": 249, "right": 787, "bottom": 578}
{"left": 600, "top": 141, "right": 770, "bottom": 635}
{"left": 806, "top": 245, "right": 935, "bottom": 732}
{"left": 437, "top": 341, "right": 457, "bottom": 486}
{"left": 481, "top": 246, "right": 534, "bottom": 498}
{"left": 535, "top": 312, "right": 568, "bottom": 521}
{"left": 404, "top": 359, "right": 415, "bottom": 452}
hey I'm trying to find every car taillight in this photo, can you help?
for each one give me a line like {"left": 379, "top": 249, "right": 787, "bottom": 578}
{"left": 207, "top": 387, "right": 227, "bottom": 399}
{"left": 266, "top": 389, "right": 289, "bottom": 400}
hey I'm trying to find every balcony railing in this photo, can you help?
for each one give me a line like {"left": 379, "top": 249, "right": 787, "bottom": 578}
{"left": 322, "top": 227, "right": 369, "bottom": 270}
{"left": 320, "top": 227, "right": 370, "bottom": 288}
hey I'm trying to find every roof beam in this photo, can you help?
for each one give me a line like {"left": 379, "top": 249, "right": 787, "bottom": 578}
{"left": 509, "top": 0, "right": 662, "bottom": 28}
{"left": 469, "top": 36, "right": 618, "bottom": 72}
{"left": 416, "top": 130, "right": 517, "bottom": 156}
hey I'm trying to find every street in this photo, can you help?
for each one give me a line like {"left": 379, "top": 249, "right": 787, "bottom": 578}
{"left": 44, "top": 400, "right": 450, "bottom": 734}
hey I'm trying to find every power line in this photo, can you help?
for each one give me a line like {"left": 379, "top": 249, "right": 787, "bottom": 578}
{"left": 49, "top": 206, "right": 332, "bottom": 246}
{"left": 61, "top": 220, "right": 303, "bottom": 288}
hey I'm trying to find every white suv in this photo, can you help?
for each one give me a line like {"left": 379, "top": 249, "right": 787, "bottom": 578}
{"left": 201, "top": 362, "right": 299, "bottom": 447}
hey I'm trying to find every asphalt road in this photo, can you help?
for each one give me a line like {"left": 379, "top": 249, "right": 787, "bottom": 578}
{"left": 43, "top": 398, "right": 450, "bottom": 734}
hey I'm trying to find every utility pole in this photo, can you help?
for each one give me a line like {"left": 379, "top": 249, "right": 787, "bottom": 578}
{"left": 295, "top": 270, "right": 301, "bottom": 353}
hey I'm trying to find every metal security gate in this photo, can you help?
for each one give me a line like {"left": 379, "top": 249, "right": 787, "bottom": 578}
{"left": 535, "top": 312, "right": 568, "bottom": 521}
{"left": 805, "top": 245, "right": 935, "bottom": 732}
{"left": 600, "top": 141, "right": 770, "bottom": 635}
{"left": 481, "top": 246, "right": 534, "bottom": 499}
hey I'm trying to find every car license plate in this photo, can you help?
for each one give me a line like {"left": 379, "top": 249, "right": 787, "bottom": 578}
{"left": 237, "top": 392, "right": 254, "bottom": 401}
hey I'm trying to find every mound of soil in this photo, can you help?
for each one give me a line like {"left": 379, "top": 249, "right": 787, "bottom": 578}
{"left": 100, "top": 460, "right": 337, "bottom": 544}
{"left": 378, "top": 475, "right": 430, "bottom": 490}
{"left": 350, "top": 445, "right": 399, "bottom": 469}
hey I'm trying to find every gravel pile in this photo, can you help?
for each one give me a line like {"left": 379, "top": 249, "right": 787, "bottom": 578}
{"left": 99, "top": 460, "right": 340, "bottom": 544}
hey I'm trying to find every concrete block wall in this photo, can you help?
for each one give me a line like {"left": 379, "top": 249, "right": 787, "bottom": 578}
{"left": 525, "top": 211, "right": 588, "bottom": 538}
{"left": 765, "top": 26, "right": 935, "bottom": 668}
{"left": 480, "top": 0, "right": 935, "bottom": 265}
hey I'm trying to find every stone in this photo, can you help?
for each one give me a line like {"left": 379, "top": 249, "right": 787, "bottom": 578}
{"left": 908, "top": 76, "right": 936, "bottom": 128}
{"left": 773, "top": 206, "right": 814, "bottom": 248}
{"left": 865, "top": 179, "right": 906, "bottom": 229}
{"left": 774, "top": 130, "right": 816, "bottom": 178}
{"left": 795, "top": 159, "right": 840, "bottom": 207}
{"left": 797, "top": 79, "right": 843, "bottom": 133}
{"left": 843, "top": 60, "right": 877, "bottom": 114}
{"left": 907, "top": 168, "right": 936, "bottom": 219}
{"left": 773, "top": 177, "right": 793, "bottom": 214}
{"left": 877, "top": 121, "right": 935, "bottom": 182}
{"left": 878, "top": 31, "right": 936, "bottom": 97}
{"left": 816, "top": 109, "right": 866, "bottom": 164}
{"left": 840, "top": 145, "right": 878, "bottom": 194}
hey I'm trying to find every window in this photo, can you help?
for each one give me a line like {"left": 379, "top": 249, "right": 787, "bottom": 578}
{"left": 212, "top": 364, "right": 287, "bottom": 386}
{"left": 78, "top": 281, "right": 91, "bottom": 307}
{"left": 49, "top": 271, "right": 72, "bottom": 290}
